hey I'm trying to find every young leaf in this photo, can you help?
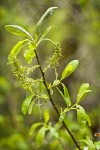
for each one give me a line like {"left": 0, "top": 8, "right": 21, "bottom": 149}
{"left": 28, "top": 100, "right": 35, "bottom": 114}
{"left": 80, "top": 136, "right": 96, "bottom": 150}
{"left": 61, "top": 60, "right": 79, "bottom": 80}
{"left": 36, "top": 126, "right": 47, "bottom": 146}
{"left": 38, "top": 26, "right": 52, "bottom": 44}
{"left": 77, "top": 83, "right": 91, "bottom": 103}
{"left": 21, "top": 95, "right": 33, "bottom": 115}
{"left": 44, "top": 109, "right": 50, "bottom": 123}
{"left": 29, "top": 122, "right": 43, "bottom": 136}
{"left": 76, "top": 105, "right": 91, "bottom": 128}
{"left": 57, "top": 84, "right": 71, "bottom": 107}
{"left": 62, "top": 83, "right": 71, "bottom": 106}
{"left": 24, "top": 43, "right": 36, "bottom": 64}
{"left": 36, "top": 7, "right": 58, "bottom": 35}
{"left": 8, "top": 39, "right": 29, "bottom": 60}
{"left": 5, "top": 25, "right": 33, "bottom": 40}
{"left": 24, "top": 49, "right": 35, "bottom": 64}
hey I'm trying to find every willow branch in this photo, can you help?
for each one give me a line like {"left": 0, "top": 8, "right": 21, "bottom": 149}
{"left": 35, "top": 50, "right": 81, "bottom": 150}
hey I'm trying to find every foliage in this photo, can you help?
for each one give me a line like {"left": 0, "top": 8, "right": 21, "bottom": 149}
{"left": 5, "top": 7, "right": 100, "bottom": 150}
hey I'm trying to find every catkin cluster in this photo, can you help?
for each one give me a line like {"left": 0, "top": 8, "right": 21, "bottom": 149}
{"left": 49, "top": 42, "right": 62, "bottom": 68}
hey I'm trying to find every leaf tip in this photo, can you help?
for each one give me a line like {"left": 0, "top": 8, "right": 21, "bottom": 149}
{"left": 74, "top": 59, "right": 79, "bottom": 64}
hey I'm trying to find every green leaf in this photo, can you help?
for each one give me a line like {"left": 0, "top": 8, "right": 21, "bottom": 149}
{"left": 61, "top": 60, "right": 79, "bottom": 80}
{"left": 24, "top": 43, "right": 36, "bottom": 64}
{"left": 57, "top": 84, "right": 71, "bottom": 107}
{"left": 24, "top": 49, "right": 35, "bottom": 64}
{"left": 77, "top": 83, "right": 91, "bottom": 103}
{"left": 76, "top": 105, "right": 91, "bottom": 128}
{"left": 44, "top": 109, "right": 50, "bottom": 123}
{"left": 8, "top": 39, "right": 29, "bottom": 60}
{"left": 5, "top": 25, "right": 33, "bottom": 40}
{"left": 57, "top": 87, "right": 65, "bottom": 99}
{"left": 29, "top": 122, "right": 43, "bottom": 136}
{"left": 36, "top": 7, "right": 58, "bottom": 35}
{"left": 36, "top": 126, "right": 47, "bottom": 146}
{"left": 28, "top": 100, "right": 35, "bottom": 114}
{"left": 21, "top": 95, "right": 33, "bottom": 115}
{"left": 80, "top": 136, "right": 96, "bottom": 150}
{"left": 62, "top": 83, "right": 71, "bottom": 106}
{"left": 38, "top": 26, "right": 52, "bottom": 44}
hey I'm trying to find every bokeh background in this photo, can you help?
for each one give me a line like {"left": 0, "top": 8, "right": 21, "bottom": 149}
{"left": 0, "top": 0, "right": 100, "bottom": 149}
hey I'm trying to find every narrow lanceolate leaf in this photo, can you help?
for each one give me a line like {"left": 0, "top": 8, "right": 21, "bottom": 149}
{"left": 62, "top": 83, "right": 71, "bottom": 106}
{"left": 29, "top": 122, "right": 43, "bottom": 136}
{"left": 77, "top": 83, "right": 91, "bottom": 103}
{"left": 21, "top": 95, "right": 33, "bottom": 115}
{"left": 8, "top": 39, "right": 29, "bottom": 60}
{"left": 57, "top": 84, "right": 71, "bottom": 107}
{"left": 36, "top": 126, "right": 47, "bottom": 146}
{"left": 5, "top": 25, "right": 33, "bottom": 40}
{"left": 44, "top": 109, "right": 50, "bottom": 123}
{"left": 28, "top": 100, "right": 35, "bottom": 114}
{"left": 38, "top": 26, "right": 52, "bottom": 44}
{"left": 36, "top": 7, "right": 58, "bottom": 35}
{"left": 76, "top": 105, "right": 91, "bottom": 128}
{"left": 61, "top": 60, "right": 79, "bottom": 80}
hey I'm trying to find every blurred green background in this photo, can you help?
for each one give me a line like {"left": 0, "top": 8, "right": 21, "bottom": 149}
{"left": 0, "top": 0, "right": 100, "bottom": 149}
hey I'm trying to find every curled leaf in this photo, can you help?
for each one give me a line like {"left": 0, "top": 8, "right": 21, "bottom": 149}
{"left": 36, "top": 7, "right": 58, "bottom": 35}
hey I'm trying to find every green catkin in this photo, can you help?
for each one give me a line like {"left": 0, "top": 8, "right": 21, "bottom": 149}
{"left": 49, "top": 42, "right": 62, "bottom": 68}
